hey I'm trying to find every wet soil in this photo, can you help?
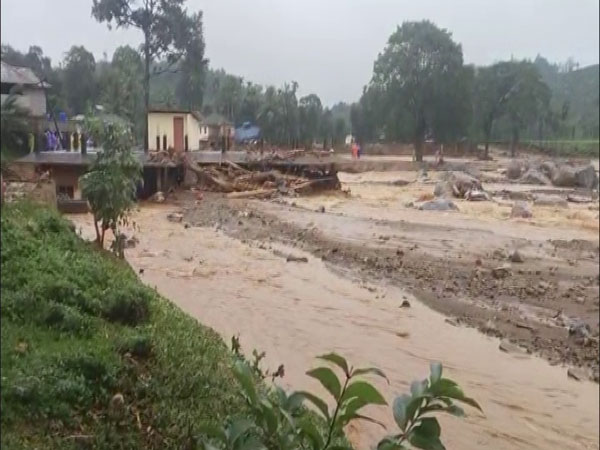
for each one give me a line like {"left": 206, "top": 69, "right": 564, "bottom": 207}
{"left": 180, "top": 191, "right": 600, "bottom": 380}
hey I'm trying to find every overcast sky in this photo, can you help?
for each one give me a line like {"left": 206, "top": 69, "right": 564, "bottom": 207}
{"left": 1, "top": 0, "right": 598, "bottom": 105}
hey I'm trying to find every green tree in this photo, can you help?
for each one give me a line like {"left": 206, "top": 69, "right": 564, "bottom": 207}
{"left": 92, "top": 0, "right": 206, "bottom": 150}
{"left": 176, "top": 12, "right": 208, "bottom": 110}
{"left": 239, "top": 82, "right": 264, "bottom": 125}
{"left": 0, "top": 93, "right": 30, "bottom": 158}
{"left": 63, "top": 46, "right": 97, "bottom": 114}
{"left": 333, "top": 116, "right": 347, "bottom": 147}
{"left": 299, "top": 94, "right": 323, "bottom": 147}
{"left": 369, "top": 21, "right": 471, "bottom": 161}
{"left": 100, "top": 46, "right": 145, "bottom": 141}
{"left": 502, "top": 61, "right": 550, "bottom": 156}
{"left": 80, "top": 119, "right": 142, "bottom": 249}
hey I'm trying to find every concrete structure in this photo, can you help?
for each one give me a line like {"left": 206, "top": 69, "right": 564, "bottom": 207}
{"left": 1, "top": 61, "right": 48, "bottom": 117}
{"left": 201, "top": 113, "right": 234, "bottom": 149}
{"left": 13, "top": 151, "right": 182, "bottom": 207}
{"left": 147, "top": 108, "right": 203, "bottom": 152}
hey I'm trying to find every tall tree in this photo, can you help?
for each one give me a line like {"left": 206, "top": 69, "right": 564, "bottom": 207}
{"left": 502, "top": 61, "right": 550, "bottom": 156}
{"left": 176, "top": 12, "right": 208, "bottom": 110}
{"left": 100, "top": 46, "right": 145, "bottom": 140}
{"left": 92, "top": 0, "right": 206, "bottom": 150}
{"left": 299, "top": 94, "right": 323, "bottom": 147}
{"left": 63, "top": 46, "right": 97, "bottom": 114}
{"left": 369, "top": 21, "right": 470, "bottom": 161}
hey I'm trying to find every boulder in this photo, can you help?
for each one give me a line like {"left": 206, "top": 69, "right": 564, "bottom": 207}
{"left": 511, "top": 201, "right": 532, "bottom": 218}
{"left": 534, "top": 194, "right": 568, "bottom": 208}
{"left": 540, "top": 161, "right": 557, "bottom": 179}
{"left": 151, "top": 191, "right": 165, "bottom": 203}
{"left": 552, "top": 165, "right": 577, "bottom": 187}
{"left": 465, "top": 189, "right": 490, "bottom": 201}
{"left": 436, "top": 171, "right": 483, "bottom": 198}
{"left": 419, "top": 198, "right": 459, "bottom": 211}
{"left": 506, "top": 160, "right": 523, "bottom": 180}
{"left": 520, "top": 168, "right": 552, "bottom": 185}
{"left": 574, "top": 165, "right": 598, "bottom": 189}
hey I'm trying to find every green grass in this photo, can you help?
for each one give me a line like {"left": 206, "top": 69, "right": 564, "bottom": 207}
{"left": 522, "top": 140, "right": 600, "bottom": 157}
{"left": 1, "top": 202, "right": 247, "bottom": 449}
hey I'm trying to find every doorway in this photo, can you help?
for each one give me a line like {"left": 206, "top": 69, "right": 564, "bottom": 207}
{"left": 173, "top": 117, "right": 184, "bottom": 152}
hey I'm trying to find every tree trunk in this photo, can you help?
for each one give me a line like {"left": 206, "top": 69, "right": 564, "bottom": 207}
{"left": 510, "top": 128, "right": 519, "bottom": 158}
{"left": 93, "top": 218, "right": 101, "bottom": 247}
{"left": 414, "top": 138, "right": 424, "bottom": 162}
{"left": 143, "top": 32, "right": 151, "bottom": 153}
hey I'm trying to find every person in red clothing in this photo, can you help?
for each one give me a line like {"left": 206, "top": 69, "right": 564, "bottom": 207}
{"left": 351, "top": 141, "right": 358, "bottom": 159}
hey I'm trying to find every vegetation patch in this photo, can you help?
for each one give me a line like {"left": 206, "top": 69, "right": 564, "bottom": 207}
{"left": 1, "top": 202, "right": 248, "bottom": 449}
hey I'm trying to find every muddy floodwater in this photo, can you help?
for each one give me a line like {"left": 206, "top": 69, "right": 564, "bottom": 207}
{"left": 71, "top": 197, "right": 599, "bottom": 450}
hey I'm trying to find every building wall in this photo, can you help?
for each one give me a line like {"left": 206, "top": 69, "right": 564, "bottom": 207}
{"left": 51, "top": 166, "right": 86, "bottom": 200}
{"left": 148, "top": 112, "right": 202, "bottom": 151}
{"left": 1, "top": 87, "right": 46, "bottom": 117}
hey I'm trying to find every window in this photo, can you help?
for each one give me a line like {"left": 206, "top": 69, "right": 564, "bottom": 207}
{"left": 57, "top": 185, "right": 74, "bottom": 199}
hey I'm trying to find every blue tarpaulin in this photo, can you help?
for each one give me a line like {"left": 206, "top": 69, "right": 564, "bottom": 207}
{"left": 235, "top": 122, "right": 261, "bottom": 143}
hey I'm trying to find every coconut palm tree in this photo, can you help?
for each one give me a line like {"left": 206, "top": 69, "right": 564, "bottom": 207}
{"left": 1, "top": 91, "right": 31, "bottom": 157}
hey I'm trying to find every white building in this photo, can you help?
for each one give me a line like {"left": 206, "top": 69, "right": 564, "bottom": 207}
{"left": 147, "top": 108, "right": 203, "bottom": 152}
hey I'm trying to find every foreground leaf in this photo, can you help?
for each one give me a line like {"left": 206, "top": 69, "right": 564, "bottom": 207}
{"left": 232, "top": 360, "right": 258, "bottom": 404}
{"left": 296, "top": 391, "right": 330, "bottom": 420}
{"left": 343, "top": 380, "right": 387, "bottom": 406}
{"left": 352, "top": 367, "right": 389, "bottom": 383}
{"left": 317, "top": 352, "right": 350, "bottom": 377}
{"left": 307, "top": 366, "right": 342, "bottom": 399}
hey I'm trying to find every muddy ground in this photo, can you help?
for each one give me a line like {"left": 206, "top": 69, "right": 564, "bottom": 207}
{"left": 177, "top": 157, "right": 599, "bottom": 381}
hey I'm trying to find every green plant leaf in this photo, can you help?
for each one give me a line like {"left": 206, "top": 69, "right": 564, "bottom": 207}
{"left": 408, "top": 419, "right": 445, "bottom": 450}
{"left": 232, "top": 360, "right": 258, "bottom": 404}
{"left": 377, "top": 438, "right": 407, "bottom": 450}
{"left": 317, "top": 352, "right": 350, "bottom": 376}
{"left": 306, "top": 366, "right": 342, "bottom": 399}
{"left": 343, "top": 380, "right": 387, "bottom": 406}
{"left": 235, "top": 435, "right": 267, "bottom": 450}
{"left": 285, "top": 391, "right": 305, "bottom": 412}
{"left": 297, "top": 418, "right": 325, "bottom": 450}
{"left": 226, "top": 418, "right": 255, "bottom": 446}
{"left": 352, "top": 367, "right": 389, "bottom": 383}
{"left": 259, "top": 399, "right": 278, "bottom": 434}
{"left": 296, "top": 391, "right": 330, "bottom": 420}
{"left": 392, "top": 394, "right": 411, "bottom": 431}
{"left": 410, "top": 379, "right": 428, "bottom": 397}
{"left": 340, "top": 412, "right": 387, "bottom": 429}
{"left": 429, "top": 362, "right": 442, "bottom": 384}
{"left": 430, "top": 379, "right": 482, "bottom": 413}
{"left": 418, "top": 417, "right": 441, "bottom": 437}
{"left": 197, "top": 424, "right": 227, "bottom": 443}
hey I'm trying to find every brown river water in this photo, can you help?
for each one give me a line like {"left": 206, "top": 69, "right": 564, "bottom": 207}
{"left": 70, "top": 200, "right": 599, "bottom": 450}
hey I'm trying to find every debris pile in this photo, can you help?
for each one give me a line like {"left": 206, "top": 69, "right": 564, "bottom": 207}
{"left": 184, "top": 156, "right": 340, "bottom": 199}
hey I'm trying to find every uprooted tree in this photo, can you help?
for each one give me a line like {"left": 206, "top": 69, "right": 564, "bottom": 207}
{"left": 79, "top": 119, "right": 142, "bottom": 250}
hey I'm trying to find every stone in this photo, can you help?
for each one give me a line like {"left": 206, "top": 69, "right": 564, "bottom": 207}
{"left": 520, "top": 168, "right": 552, "bottom": 185}
{"left": 506, "top": 160, "right": 523, "bottom": 179}
{"left": 510, "top": 250, "right": 524, "bottom": 263}
{"left": 492, "top": 264, "right": 512, "bottom": 279}
{"left": 465, "top": 189, "right": 490, "bottom": 201}
{"left": 318, "top": 206, "right": 326, "bottom": 213}
{"left": 567, "top": 367, "right": 588, "bottom": 381}
{"left": 499, "top": 339, "right": 527, "bottom": 355}
{"left": 552, "top": 165, "right": 577, "bottom": 187}
{"left": 534, "top": 194, "right": 568, "bottom": 208}
{"left": 539, "top": 161, "right": 557, "bottom": 179}
{"left": 511, "top": 201, "right": 532, "bottom": 218}
{"left": 568, "top": 320, "right": 591, "bottom": 340}
{"left": 574, "top": 165, "right": 599, "bottom": 189}
{"left": 286, "top": 255, "right": 308, "bottom": 263}
{"left": 400, "top": 300, "right": 411, "bottom": 308}
{"left": 151, "top": 191, "right": 165, "bottom": 203}
{"left": 419, "top": 198, "right": 459, "bottom": 211}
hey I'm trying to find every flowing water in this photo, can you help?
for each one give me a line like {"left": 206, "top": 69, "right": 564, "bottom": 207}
{"left": 71, "top": 206, "right": 599, "bottom": 450}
